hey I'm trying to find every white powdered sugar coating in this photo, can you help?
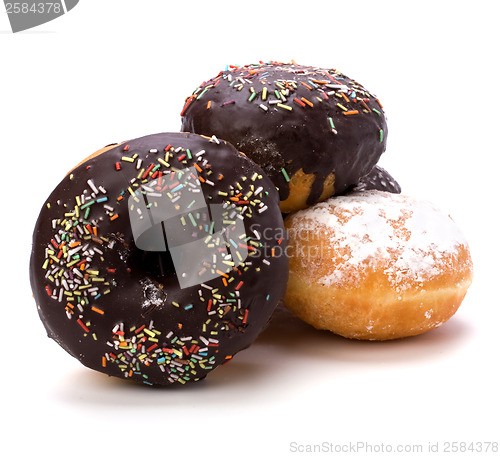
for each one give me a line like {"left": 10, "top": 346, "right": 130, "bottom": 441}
{"left": 291, "top": 190, "right": 468, "bottom": 290}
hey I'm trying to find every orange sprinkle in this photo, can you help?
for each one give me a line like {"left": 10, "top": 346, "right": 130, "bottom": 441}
{"left": 218, "top": 173, "right": 224, "bottom": 180}
{"left": 198, "top": 176, "right": 206, "bottom": 183}
{"left": 102, "top": 356, "right": 106, "bottom": 367}
{"left": 271, "top": 248, "right": 275, "bottom": 257}
{"left": 376, "top": 98, "right": 384, "bottom": 108}
{"left": 343, "top": 110, "right": 359, "bottom": 116}
{"left": 301, "top": 81, "right": 313, "bottom": 90}
{"left": 207, "top": 100, "right": 212, "bottom": 109}
{"left": 69, "top": 242, "right": 81, "bottom": 248}
{"left": 222, "top": 278, "right": 228, "bottom": 287}
{"left": 110, "top": 214, "right": 119, "bottom": 221}
{"left": 117, "top": 195, "right": 123, "bottom": 201}
{"left": 194, "top": 162, "right": 203, "bottom": 173}
{"left": 311, "top": 79, "right": 328, "bottom": 84}
{"left": 361, "top": 100, "right": 371, "bottom": 112}
{"left": 91, "top": 306, "right": 104, "bottom": 315}
{"left": 216, "top": 270, "right": 230, "bottom": 278}
{"left": 341, "top": 92, "right": 350, "bottom": 103}
{"left": 178, "top": 323, "right": 183, "bottom": 329}
{"left": 301, "top": 97, "right": 313, "bottom": 107}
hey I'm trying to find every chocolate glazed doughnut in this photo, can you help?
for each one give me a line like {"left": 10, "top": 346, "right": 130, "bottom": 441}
{"left": 30, "top": 132, "right": 288, "bottom": 386}
{"left": 349, "top": 165, "right": 401, "bottom": 194}
{"left": 181, "top": 61, "right": 388, "bottom": 212}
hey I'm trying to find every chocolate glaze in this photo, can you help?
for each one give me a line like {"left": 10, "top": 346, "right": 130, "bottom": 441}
{"left": 349, "top": 165, "right": 401, "bottom": 194}
{"left": 30, "top": 132, "right": 288, "bottom": 386}
{"left": 181, "top": 62, "right": 388, "bottom": 209}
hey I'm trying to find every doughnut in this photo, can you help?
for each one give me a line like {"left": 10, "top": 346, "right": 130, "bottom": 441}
{"left": 181, "top": 61, "right": 388, "bottom": 213}
{"left": 30, "top": 132, "right": 288, "bottom": 385}
{"left": 349, "top": 165, "right": 401, "bottom": 194}
{"left": 283, "top": 190, "right": 473, "bottom": 340}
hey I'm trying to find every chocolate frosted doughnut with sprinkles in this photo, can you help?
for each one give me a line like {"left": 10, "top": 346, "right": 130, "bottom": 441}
{"left": 30, "top": 132, "right": 288, "bottom": 386}
{"left": 349, "top": 165, "right": 401, "bottom": 194}
{"left": 181, "top": 61, "right": 388, "bottom": 212}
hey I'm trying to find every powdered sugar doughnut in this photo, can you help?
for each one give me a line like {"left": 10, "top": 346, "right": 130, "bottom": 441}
{"left": 283, "top": 190, "right": 473, "bottom": 340}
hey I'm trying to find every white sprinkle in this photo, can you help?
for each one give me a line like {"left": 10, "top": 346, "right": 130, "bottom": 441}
{"left": 87, "top": 179, "right": 99, "bottom": 195}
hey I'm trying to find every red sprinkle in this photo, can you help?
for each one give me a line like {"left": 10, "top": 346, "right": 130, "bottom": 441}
{"left": 293, "top": 97, "right": 306, "bottom": 107}
{"left": 147, "top": 343, "right": 158, "bottom": 353}
{"left": 142, "top": 163, "right": 154, "bottom": 179}
{"left": 77, "top": 319, "right": 90, "bottom": 333}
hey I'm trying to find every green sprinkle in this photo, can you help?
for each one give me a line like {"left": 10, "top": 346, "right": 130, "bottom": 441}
{"left": 281, "top": 168, "right": 290, "bottom": 182}
{"left": 80, "top": 200, "right": 95, "bottom": 210}
{"left": 379, "top": 129, "right": 384, "bottom": 142}
{"left": 373, "top": 108, "right": 381, "bottom": 116}
{"left": 188, "top": 212, "right": 197, "bottom": 226}
{"left": 328, "top": 117, "right": 336, "bottom": 129}
{"left": 248, "top": 92, "right": 257, "bottom": 102}
{"left": 197, "top": 87, "right": 209, "bottom": 99}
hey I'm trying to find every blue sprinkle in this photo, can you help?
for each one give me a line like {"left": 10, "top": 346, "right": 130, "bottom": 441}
{"left": 96, "top": 197, "right": 108, "bottom": 203}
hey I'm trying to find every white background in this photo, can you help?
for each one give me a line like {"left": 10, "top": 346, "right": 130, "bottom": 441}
{"left": 1, "top": 1, "right": 499, "bottom": 455}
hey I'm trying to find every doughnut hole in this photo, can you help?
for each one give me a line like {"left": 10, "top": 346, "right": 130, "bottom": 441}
{"left": 130, "top": 249, "right": 176, "bottom": 280}
{"left": 280, "top": 169, "right": 335, "bottom": 213}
